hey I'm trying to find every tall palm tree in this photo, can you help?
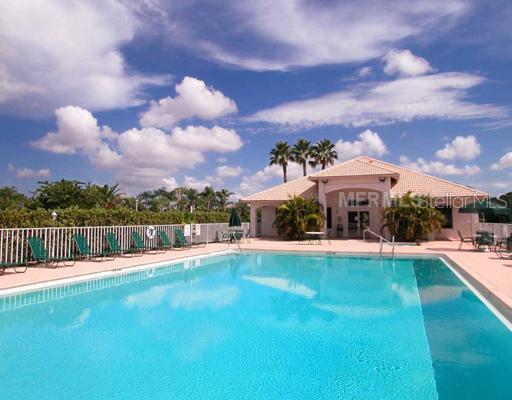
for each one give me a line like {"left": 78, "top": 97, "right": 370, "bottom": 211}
{"left": 310, "top": 139, "right": 338, "bottom": 170}
{"left": 269, "top": 141, "right": 292, "bottom": 183}
{"left": 200, "top": 186, "right": 216, "bottom": 210}
{"left": 216, "top": 188, "right": 234, "bottom": 210}
{"left": 292, "top": 139, "right": 312, "bottom": 177}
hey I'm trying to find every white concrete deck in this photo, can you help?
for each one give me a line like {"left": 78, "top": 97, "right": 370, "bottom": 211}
{"left": 1, "top": 238, "right": 511, "bottom": 318}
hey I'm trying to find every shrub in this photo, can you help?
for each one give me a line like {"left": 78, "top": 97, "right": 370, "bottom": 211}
{"left": 0, "top": 208, "right": 236, "bottom": 228}
{"left": 383, "top": 193, "right": 445, "bottom": 242}
{"left": 274, "top": 196, "right": 325, "bottom": 240}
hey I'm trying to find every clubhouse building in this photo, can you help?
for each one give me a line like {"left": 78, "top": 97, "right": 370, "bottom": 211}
{"left": 242, "top": 156, "right": 487, "bottom": 240}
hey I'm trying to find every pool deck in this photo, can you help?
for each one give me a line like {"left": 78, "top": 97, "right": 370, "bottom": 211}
{"left": 1, "top": 238, "right": 512, "bottom": 316}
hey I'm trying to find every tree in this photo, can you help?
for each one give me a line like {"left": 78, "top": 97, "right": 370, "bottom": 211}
{"left": 216, "top": 189, "right": 234, "bottom": 210}
{"left": 274, "top": 196, "right": 325, "bottom": 240}
{"left": 310, "top": 139, "right": 338, "bottom": 170}
{"left": 32, "top": 180, "right": 86, "bottom": 209}
{"left": 269, "top": 141, "right": 292, "bottom": 183}
{"left": 97, "top": 183, "right": 124, "bottom": 209}
{"left": 292, "top": 139, "right": 312, "bottom": 176}
{"left": 200, "top": 186, "right": 216, "bottom": 210}
{"left": 0, "top": 186, "right": 27, "bottom": 210}
{"left": 383, "top": 192, "right": 445, "bottom": 242}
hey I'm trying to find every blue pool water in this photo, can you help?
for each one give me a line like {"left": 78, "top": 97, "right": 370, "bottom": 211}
{"left": 1, "top": 252, "right": 511, "bottom": 399}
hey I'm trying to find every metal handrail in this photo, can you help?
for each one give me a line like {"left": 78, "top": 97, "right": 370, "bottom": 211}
{"left": 363, "top": 228, "right": 395, "bottom": 257}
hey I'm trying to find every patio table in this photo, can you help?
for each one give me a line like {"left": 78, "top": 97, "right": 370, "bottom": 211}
{"left": 303, "top": 231, "right": 324, "bottom": 244}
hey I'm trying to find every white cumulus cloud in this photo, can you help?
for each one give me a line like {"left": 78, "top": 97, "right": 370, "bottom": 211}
{"left": 383, "top": 49, "right": 433, "bottom": 77}
{"left": 435, "top": 135, "right": 481, "bottom": 160}
{"left": 400, "top": 156, "right": 480, "bottom": 176}
{"left": 139, "top": 77, "right": 237, "bottom": 129}
{"left": 14, "top": 167, "right": 51, "bottom": 179}
{"left": 490, "top": 152, "right": 512, "bottom": 170}
{"left": 335, "top": 130, "right": 388, "bottom": 160}
{"left": 0, "top": 0, "right": 168, "bottom": 115}
{"left": 32, "top": 106, "right": 243, "bottom": 193}
{"left": 216, "top": 165, "right": 243, "bottom": 178}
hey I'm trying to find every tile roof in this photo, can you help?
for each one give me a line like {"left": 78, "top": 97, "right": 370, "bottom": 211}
{"left": 242, "top": 156, "right": 487, "bottom": 203}
{"left": 309, "top": 158, "right": 398, "bottom": 178}
{"left": 356, "top": 156, "right": 488, "bottom": 198}
{"left": 241, "top": 176, "right": 317, "bottom": 202}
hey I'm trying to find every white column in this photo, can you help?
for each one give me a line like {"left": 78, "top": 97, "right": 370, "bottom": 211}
{"left": 318, "top": 181, "right": 327, "bottom": 233}
{"left": 250, "top": 204, "right": 258, "bottom": 238}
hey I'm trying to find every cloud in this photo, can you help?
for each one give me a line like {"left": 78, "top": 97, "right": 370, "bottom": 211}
{"left": 400, "top": 156, "right": 480, "bottom": 176}
{"left": 216, "top": 165, "right": 243, "bottom": 178}
{"left": 435, "top": 135, "right": 481, "bottom": 160}
{"left": 32, "top": 106, "right": 243, "bottom": 193}
{"left": 248, "top": 72, "right": 508, "bottom": 128}
{"left": 139, "top": 76, "right": 237, "bottom": 128}
{"left": 31, "top": 106, "right": 117, "bottom": 155}
{"left": 383, "top": 49, "right": 433, "bottom": 76}
{"left": 237, "top": 163, "right": 305, "bottom": 197}
{"left": 146, "top": 0, "right": 469, "bottom": 70}
{"left": 335, "top": 130, "right": 388, "bottom": 160}
{"left": 169, "top": 125, "right": 243, "bottom": 153}
{"left": 490, "top": 152, "right": 512, "bottom": 170}
{"left": 14, "top": 167, "right": 51, "bottom": 179}
{"left": 0, "top": 0, "right": 168, "bottom": 115}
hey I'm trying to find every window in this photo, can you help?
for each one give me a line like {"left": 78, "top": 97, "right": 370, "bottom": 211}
{"left": 327, "top": 207, "right": 332, "bottom": 229}
{"left": 436, "top": 206, "right": 453, "bottom": 229}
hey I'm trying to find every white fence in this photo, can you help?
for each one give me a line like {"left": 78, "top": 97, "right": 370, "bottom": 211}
{"left": 0, "top": 222, "right": 249, "bottom": 265}
{"left": 475, "top": 222, "right": 512, "bottom": 239}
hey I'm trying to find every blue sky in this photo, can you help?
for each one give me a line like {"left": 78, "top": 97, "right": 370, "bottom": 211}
{"left": 1, "top": 0, "right": 512, "bottom": 196}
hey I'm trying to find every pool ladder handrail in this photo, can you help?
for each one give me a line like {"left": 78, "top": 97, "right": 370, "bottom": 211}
{"left": 363, "top": 228, "right": 395, "bottom": 257}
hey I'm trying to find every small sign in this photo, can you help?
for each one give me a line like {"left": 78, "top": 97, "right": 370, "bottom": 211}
{"left": 184, "top": 224, "right": 191, "bottom": 237}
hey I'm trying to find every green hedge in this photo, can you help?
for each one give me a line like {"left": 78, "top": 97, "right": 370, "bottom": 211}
{"left": 0, "top": 208, "right": 235, "bottom": 228}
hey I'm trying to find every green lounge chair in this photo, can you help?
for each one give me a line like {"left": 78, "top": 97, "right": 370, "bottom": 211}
{"left": 131, "top": 231, "right": 161, "bottom": 254}
{"left": 175, "top": 229, "right": 192, "bottom": 249}
{"left": 27, "top": 236, "right": 75, "bottom": 268}
{"left": 158, "top": 231, "right": 177, "bottom": 251}
{"left": 73, "top": 234, "right": 115, "bottom": 261}
{"left": 105, "top": 232, "right": 138, "bottom": 257}
{"left": 1, "top": 260, "right": 28, "bottom": 275}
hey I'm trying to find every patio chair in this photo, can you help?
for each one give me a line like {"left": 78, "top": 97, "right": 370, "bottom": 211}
{"left": 72, "top": 233, "right": 115, "bottom": 261}
{"left": 27, "top": 236, "right": 75, "bottom": 268}
{"left": 157, "top": 230, "right": 177, "bottom": 251}
{"left": 1, "top": 260, "right": 28, "bottom": 275}
{"left": 131, "top": 231, "right": 161, "bottom": 254}
{"left": 105, "top": 232, "right": 139, "bottom": 257}
{"left": 496, "top": 233, "right": 512, "bottom": 259}
{"left": 457, "top": 230, "right": 473, "bottom": 250}
{"left": 175, "top": 229, "right": 192, "bottom": 249}
{"left": 496, "top": 233, "right": 512, "bottom": 249}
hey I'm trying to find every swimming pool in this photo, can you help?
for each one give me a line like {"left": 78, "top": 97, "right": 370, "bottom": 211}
{"left": 1, "top": 252, "right": 511, "bottom": 399}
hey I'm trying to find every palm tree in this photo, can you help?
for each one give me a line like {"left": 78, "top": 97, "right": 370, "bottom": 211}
{"left": 216, "top": 189, "right": 234, "bottom": 210}
{"left": 310, "top": 139, "right": 338, "bottom": 170}
{"left": 292, "top": 139, "right": 312, "bottom": 176}
{"left": 273, "top": 196, "right": 325, "bottom": 240}
{"left": 200, "top": 186, "right": 216, "bottom": 210}
{"left": 269, "top": 141, "right": 292, "bottom": 183}
{"left": 97, "top": 183, "right": 124, "bottom": 209}
{"left": 383, "top": 192, "right": 445, "bottom": 242}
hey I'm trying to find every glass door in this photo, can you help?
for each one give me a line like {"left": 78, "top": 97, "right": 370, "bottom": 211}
{"left": 348, "top": 211, "right": 359, "bottom": 237}
{"left": 347, "top": 211, "right": 370, "bottom": 237}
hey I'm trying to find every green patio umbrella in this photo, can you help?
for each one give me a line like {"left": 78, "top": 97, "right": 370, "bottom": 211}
{"left": 460, "top": 200, "right": 510, "bottom": 219}
{"left": 229, "top": 206, "right": 242, "bottom": 227}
